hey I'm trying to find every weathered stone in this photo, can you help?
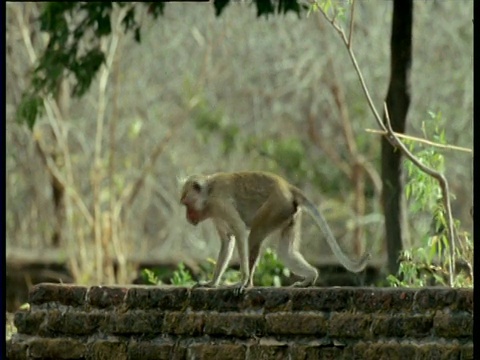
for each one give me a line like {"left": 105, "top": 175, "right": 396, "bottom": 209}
{"left": 14, "top": 310, "right": 46, "bottom": 335}
{"left": 413, "top": 287, "right": 462, "bottom": 312}
{"left": 29, "top": 283, "right": 87, "bottom": 307}
{"left": 455, "top": 288, "right": 473, "bottom": 312}
{"left": 328, "top": 313, "right": 372, "bottom": 338}
{"left": 53, "top": 310, "right": 106, "bottom": 335}
{"left": 290, "top": 345, "right": 348, "bottom": 360}
{"left": 88, "top": 285, "right": 128, "bottom": 308}
{"left": 413, "top": 343, "right": 463, "bottom": 360}
{"left": 242, "top": 287, "right": 291, "bottom": 312}
{"left": 187, "top": 343, "right": 246, "bottom": 360}
{"left": 353, "top": 340, "right": 471, "bottom": 360}
{"left": 127, "top": 339, "right": 185, "bottom": 360}
{"left": 203, "top": 312, "right": 266, "bottom": 337}
{"left": 163, "top": 311, "right": 204, "bottom": 335}
{"left": 29, "top": 337, "right": 86, "bottom": 359}
{"left": 6, "top": 337, "right": 29, "bottom": 360}
{"left": 248, "top": 344, "right": 290, "bottom": 360}
{"left": 266, "top": 312, "right": 327, "bottom": 335}
{"left": 103, "top": 310, "right": 164, "bottom": 334}
{"left": 433, "top": 311, "right": 473, "bottom": 338}
{"left": 353, "top": 288, "right": 415, "bottom": 312}
{"left": 125, "top": 286, "right": 189, "bottom": 310}
{"left": 8, "top": 285, "right": 473, "bottom": 359}
{"left": 353, "top": 340, "right": 417, "bottom": 360}
{"left": 291, "top": 287, "right": 354, "bottom": 311}
{"left": 90, "top": 339, "right": 127, "bottom": 360}
{"left": 190, "top": 287, "right": 243, "bottom": 311}
{"left": 371, "top": 314, "right": 433, "bottom": 338}
{"left": 461, "top": 342, "right": 474, "bottom": 359}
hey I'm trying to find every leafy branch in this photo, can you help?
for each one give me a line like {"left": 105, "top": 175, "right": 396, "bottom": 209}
{"left": 16, "top": 1, "right": 306, "bottom": 128}
{"left": 315, "top": 0, "right": 459, "bottom": 286}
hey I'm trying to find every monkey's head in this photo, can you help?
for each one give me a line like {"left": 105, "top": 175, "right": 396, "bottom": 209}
{"left": 180, "top": 175, "right": 210, "bottom": 225}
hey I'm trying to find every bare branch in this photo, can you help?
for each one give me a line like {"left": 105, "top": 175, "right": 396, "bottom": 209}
{"left": 348, "top": 0, "right": 356, "bottom": 48}
{"left": 33, "top": 134, "right": 94, "bottom": 227}
{"left": 15, "top": 4, "right": 93, "bottom": 228}
{"left": 115, "top": 117, "right": 186, "bottom": 219}
{"left": 317, "top": 4, "right": 386, "bottom": 133}
{"left": 365, "top": 128, "right": 472, "bottom": 154}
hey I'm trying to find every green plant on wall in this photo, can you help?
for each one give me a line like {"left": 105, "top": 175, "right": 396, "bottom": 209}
{"left": 141, "top": 263, "right": 196, "bottom": 286}
{"left": 253, "top": 247, "right": 291, "bottom": 287}
{"left": 141, "top": 247, "right": 291, "bottom": 287}
{"left": 140, "top": 267, "right": 165, "bottom": 285}
{"left": 170, "top": 262, "right": 196, "bottom": 286}
{"left": 199, "top": 247, "right": 291, "bottom": 287}
{"left": 387, "top": 111, "right": 473, "bottom": 288}
{"left": 196, "top": 258, "right": 242, "bottom": 285}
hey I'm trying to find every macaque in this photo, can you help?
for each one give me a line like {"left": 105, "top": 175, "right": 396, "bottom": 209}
{"left": 180, "top": 171, "right": 370, "bottom": 292}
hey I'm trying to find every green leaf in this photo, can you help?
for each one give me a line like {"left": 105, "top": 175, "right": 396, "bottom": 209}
{"left": 214, "top": 0, "right": 230, "bottom": 17}
{"left": 71, "top": 49, "right": 106, "bottom": 97}
{"left": 170, "top": 263, "right": 195, "bottom": 286}
{"left": 256, "top": 0, "right": 275, "bottom": 17}
{"left": 16, "top": 94, "right": 44, "bottom": 130}
{"left": 141, "top": 268, "right": 159, "bottom": 285}
{"left": 146, "top": 2, "right": 165, "bottom": 19}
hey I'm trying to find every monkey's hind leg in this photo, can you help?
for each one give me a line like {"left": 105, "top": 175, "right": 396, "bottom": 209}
{"left": 278, "top": 211, "right": 319, "bottom": 287}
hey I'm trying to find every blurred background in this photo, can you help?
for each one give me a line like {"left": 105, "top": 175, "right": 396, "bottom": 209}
{"left": 6, "top": 2, "right": 472, "bottom": 310}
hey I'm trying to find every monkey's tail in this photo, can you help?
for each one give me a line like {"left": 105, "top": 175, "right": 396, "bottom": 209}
{"left": 292, "top": 187, "right": 370, "bottom": 273}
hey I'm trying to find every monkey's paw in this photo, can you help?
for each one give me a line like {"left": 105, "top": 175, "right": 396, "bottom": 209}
{"left": 228, "top": 282, "right": 248, "bottom": 296}
{"left": 290, "top": 280, "right": 315, "bottom": 288}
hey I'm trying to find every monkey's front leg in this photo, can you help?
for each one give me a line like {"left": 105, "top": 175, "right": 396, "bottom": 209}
{"left": 213, "top": 204, "right": 249, "bottom": 295}
{"left": 229, "top": 229, "right": 251, "bottom": 295}
{"left": 194, "top": 223, "right": 235, "bottom": 288}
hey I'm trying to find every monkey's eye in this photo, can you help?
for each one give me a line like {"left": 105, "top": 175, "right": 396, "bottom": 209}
{"left": 192, "top": 182, "right": 201, "bottom": 192}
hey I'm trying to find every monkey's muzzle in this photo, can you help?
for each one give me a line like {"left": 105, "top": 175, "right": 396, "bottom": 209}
{"left": 186, "top": 208, "right": 201, "bottom": 226}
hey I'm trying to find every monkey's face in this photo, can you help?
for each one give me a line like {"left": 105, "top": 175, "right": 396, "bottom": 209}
{"left": 180, "top": 177, "right": 209, "bottom": 225}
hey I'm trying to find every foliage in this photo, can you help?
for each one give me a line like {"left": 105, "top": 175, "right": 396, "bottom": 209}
{"left": 141, "top": 267, "right": 164, "bottom": 285}
{"left": 17, "top": 3, "right": 164, "bottom": 129}
{"left": 214, "top": 0, "right": 305, "bottom": 17}
{"left": 387, "top": 248, "right": 448, "bottom": 287}
{"left": 404, "top": 111, "right": 446, "bottom": 212}
{"left": 141, "top": 247, "right": 291, "bottom": 287}
{"left": 309, "top": 0, "right": 349, "bottom": 23}
{"left": 200, "top": 247, "right": 291, "bottom": 287}
{"left": 186, "top": 88, "right": 240, "bottom": 156}
{"left": 7, "top": 1, "right": 472, "bottom": 289}
{"left": 15, "top": 93, "right": 43, "bottom": 130}
{"left": 200, "top": 247, "right": 290, "bottom": 286}
{"left": 387, "top": 111, "right": 473, "bottom": 288}
{"left": 197, "top": 258, "right": 242, "bottom": 285}
{"left": 141, "top": 263, "right": 196, "bottom": 286}
{"left": 6, "top": 312, "right": 17, "bottom": 341}
{"left": 245, "top": 137, "right": 312, "bottom": 181}
{"left": 199, "top": 248, "right": 291, "bottom": 287}
{"left": 170, "top": 263, "right": 196, "bottom": 286}
{"left": 16, "top": 1, "right": 305, "bottom": 128}
{"left": 188, "top": 85, "right": 327, "bottom": 186}
{"left": 253, "top": 247, "right": 291, "bottom": 287}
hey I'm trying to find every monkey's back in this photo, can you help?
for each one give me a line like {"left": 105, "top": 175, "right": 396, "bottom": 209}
{"left": 210, "top": 171, "right": 294, "bottom": 227}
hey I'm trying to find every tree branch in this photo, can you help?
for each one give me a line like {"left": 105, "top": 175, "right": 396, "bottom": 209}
{"left": 317, "top": 0, "right": 458, "bottom": 286}
{"left": 365, "top": 129, "right": 472, "bottom": 154}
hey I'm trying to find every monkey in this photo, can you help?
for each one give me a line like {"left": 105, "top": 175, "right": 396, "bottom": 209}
{"left": 180, "top": 171, "right": 370, "bottom": 293}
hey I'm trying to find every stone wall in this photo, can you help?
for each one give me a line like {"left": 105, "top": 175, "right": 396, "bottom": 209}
{"left": 7, "top": 284, "right": 473, "bottom": 359}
